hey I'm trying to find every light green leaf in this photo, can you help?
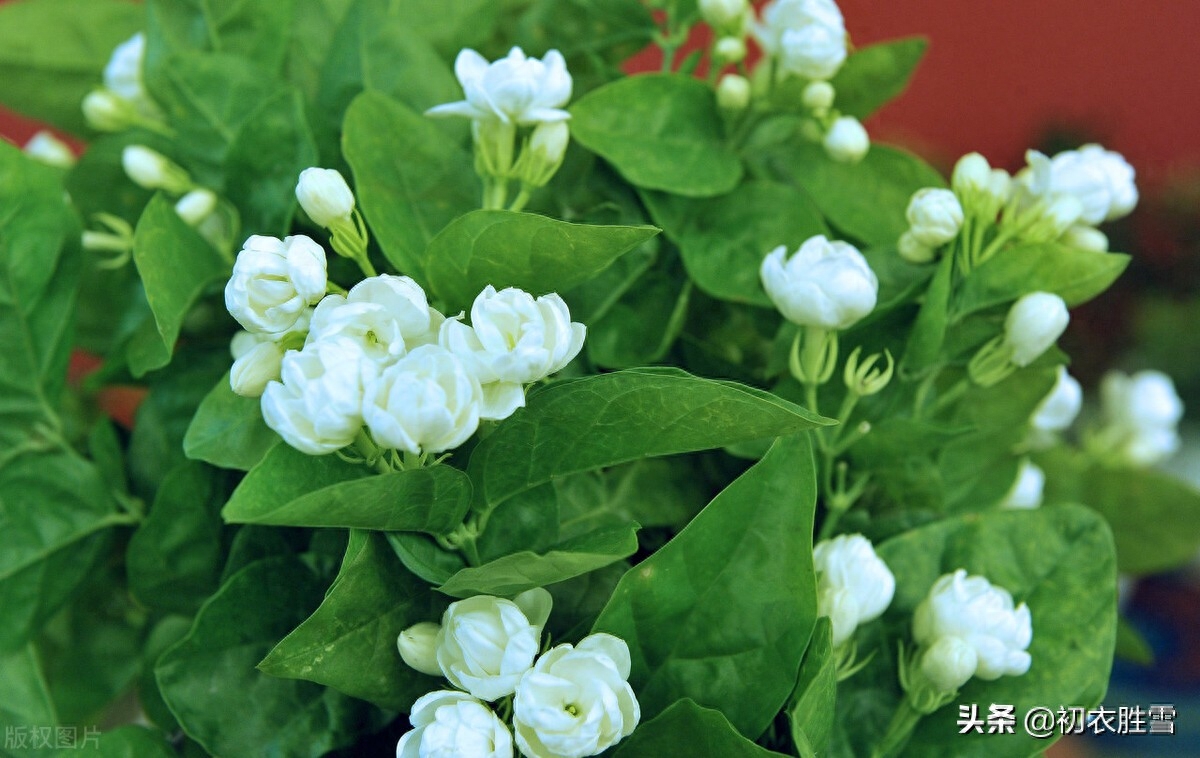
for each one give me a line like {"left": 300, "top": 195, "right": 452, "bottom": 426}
{"left": 390, "top": 0, "right": 497, "bottom": 58}
{"left": 466, "top": 367, "right": 830, "bottom": 512}
{"left": 514, "top": 0, "right": 655, "bottom": 94}
{"left": 360, "top": 15, "right": 461, "bottom": 116}
{"left": 787, "top": 618, "right": 836, "bottom": 758}
{"left": 901, "top": 252, "right": 953, "bottom": 375}
{"left": 593, "top": 434, "right": 818, "bottom": 738}
{"left": 829, "top": 37, "right": 928, "bottom": 119}
{"left": 0, "top": 0, "right": 142, "bottom": 136}
{"left": 183, "top": 373, "right": 280, "bottom": 471}
{"left": 259, "top": 531, "right": 445, "bottom": 710}
{"left": 145, "top": 0, "right": 295, "bottom": 75}
{"left": 570, "top": 74, "right": 743, "bottom": 197}
{"left": 612, "top": 699, "right": 790, "bottom": 757}
{"left": 0, "top": 644, "right": 57, "bottom": 751}
{"left": 343, "top": 90, "right": 477, "bottom": 280}
{"left": 220, "top": 443, "right": 369, "bottom": 523}
{"left": 128, "top": 195, "right": 228, "bottom": 377}
{"left": 437, "top": 524, "right": 639, "bottom": 598}
{"left": 284, "top": 0, "right": 354, "bottom": 102}
{"left": 955, "top": 243, "right": 1130, "bottom": 316}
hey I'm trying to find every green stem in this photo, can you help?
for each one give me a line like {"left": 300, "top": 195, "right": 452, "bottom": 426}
{"left": 353, "top": 430, "right": 391, "bottom": 474}
{"left": 872, "top": 699, "right": 923, "bottom": 758}
{"left": 926, "top": 378, "right": 970, "bottom": 417}
{"left": 508, "top": 187, "right": 532, "bottom": 213}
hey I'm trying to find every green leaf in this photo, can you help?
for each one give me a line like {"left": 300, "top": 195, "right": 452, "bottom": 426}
{"left": 593, "top": 434, "right": 818, "bottom": 738}
{"left": 71, "top": 726, "right": 177, "bottom": 757}
{"left": 1115, "top": 616, "right": 1153, "bottom": 666}
{"left": 764, "top": 143, "right": 945, "bottom": 247}
{"left": 390, "top": 0, "right": 497, "bottom": 59}
{"left": 877, "top": 505, "right": 1117, "bottom": 758}
{"left": 259, "top": 531, "right": 444, "bottom": 710}
{"left": 360, "top": 15, "right": 461, "bottom": 117}
{"left": 438, "top": 524, "right": 639, "bottom": 598}
{"left": 563, "top": 242, "right": 656, "bottom": 326}
{"left": 225, "top": 463, "right": 472, "bottom": 533}
{"left": 466, "top": 367, "right": 830, "bottom": 512}
{"left": 183, "top": 373, "right": 280, "bottom": 471}
{"left": 955, "top": 243, "right": 1130, "bottom": 316}
{"left": 788, "top": 618, "right": 836, "bottom": 757}
{"left": 128, "top": 195, "right": 228, "bottom": 377}
{"left": 612, "top": 699, "right": 790, "bottom": 757}
{"left": 587, "top": 269, "right": 691, "bottom": 369}
{"left": 901, "top": 252, "right": 953, "bottom": 375}
{"left": 155, "top": 555, "right": 383, "bottom": 758}
{"left": 387, "top": 532, "right": 466, "bottom": 586}
{"left": 570, "top": 74, "right": 743, "bottom": 197}
{"left": 343, "top": 91, "right": 477, "bottom": 280}
{"left": 829, "top": 37, "right": 928, "bottom": 119}
{"left": 220, "top": 443, "right": 370, "bottom": 523}
{"left": 0, "top": 0, "right": 143, "bottom": 136}
{"left": 515, "top": 0, "right": 655, "bottom": 93}
{"left": 422, "top": 209, "right": 659, "bottom": 313}
{"left": 0, "top": 644, "right": 57, "bottom": 749}
{"left": 127, "top": 462, "right": 228, "bottom": 615}
{"left": 145, "top": 0, "right": 296, "bottom": 74}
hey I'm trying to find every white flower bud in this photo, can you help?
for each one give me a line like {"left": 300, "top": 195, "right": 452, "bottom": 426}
{"left": 397, "top": 690, "right": 513, "bottom": 758}
{"left": 122, "top": 145, "right": 191, "bottom": 193}
{"left": 1080, "top": 144, "right": 1138, "bottom": 220}
{"left": 897, "top": 230, "right": 935, "bottom": 264}
{"left": 716, "top": 74, "right": 752, "bottom": 111}
{"left": 823, "top": 116, "right": 869, "bottom": 163}
{"left": 397, "top": 621, "right": 443, "bottom": 677}
{"left": 309, "top": 275, "right": 432, "bottom": 366}
{"left": 1041, "top": 195, "right": 1084, "bottom": 238}
{"left": 435, "top": 589, "right": 553, "bottom": 701}
{"left": 1024, "top": 145, "right": 1137, "bottom": 226}
{"left": 1099, "top": 370, "right": 1184, "bottom": 466}
{"left": 103, "top": 32, "right": 154, "bottom": 116}
{"left": 801, "top": 80, "right": 836, "bottom": 111}
{"left": 760, "top": 235, "right": 878, "bottom": 330}
{"left": 813, "top": 534, "right": 895, "bottom": 647}
{"left": 757, "top": 0, "right": 847, "bottom": 80}
{"left": 906, "top": 188, "right": 964, "bottom": 248}
{"left": 225, "top": 235, "right": 328, "bottom": 335}
{"left": 951, "top": 153, "right": 991, "bottom": 195}
{"left": 174, "top": 189, "right": 218, "bottom": 226}
{"left": 428, "top": 47, "right": 572, "bottom": 126}
{"left": 513, "top": 633, "right": 640, "bottom": 758}
{"left": 987, "top": 169, "right": 1013, "bottom": 206}
{"left": 700, "top": 0, "right": 748, "bottom": 29}
{"left": 1002, "top": 292, "right": 1069, "bottom": 367}
{"left": 1030, "top": 366, "right": 1082, "bottom": 438}
{"left": 261, "top": 340, "right": 376, "bottom": 455}
{"left": 714, "top": 36, "right": 748, "bottom": 64}
{"left": 913, "top": 569, "right": 1032, "bottom": 691}
{"left": 362, "top": 345, "right": 483, "bottom": 455}
{"left": 919, "top": 636, "right": 978, "bottom": 693}
{"left": 83, "top": 89, "right": 132, "bottom": 132}
{"left": 1062, "top": 224, "right": 1109, "bottom": 252}
{"left": 23, "top": 131, "right": 75, "bottom": 168}
{"left": 296, "top": 167, "right": 355, "bottom": 229}
{"left": 230, "top": 338, "right": 285, "bottom": 398}
{"left": 1000, "top": 459, "right": 1044, "bottom": 509}
{"left": 516, "top": 121, "right": 570, "bottom": 188}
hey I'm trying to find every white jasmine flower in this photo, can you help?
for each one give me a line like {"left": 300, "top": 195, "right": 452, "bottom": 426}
{"left": 396, "top": 690, "right": 513, "bottom": 758}
{"left": 427, "top": 47, "right": 572, "bottom": 126}
{"left": 121, "top": 145, "right": 191, "bottom": 193}
{"left": 756, "top": 0, "right": 847, "bottom": 81}
{"left": 225, "top": 235, "right": 328, "bottom": 335}
{"left": 906, "top": 188, "right": 964, "bottom": 248}
{"left": 760, "top": 235, "right": 878, "bottom": 330}
{"left": 296, "top": 167, "right": 355, "bottom": 229}
{"left": 913, "top": 569, "right": 1032, "bottom": 692}
{"left": 513, "top": 634, "right": 640, "bottom": 758}
{"left": 435, "top": 589, "right": 552, "bottom": 702}
{"left": 23, "top": 131, "right": 75, "bottom": 168}
{"left": 103, "top": 32, "right": 157, "bottom": 117}
{"left": 1099, "top": 370, "right": 1184, "bottom": 466}
{"left": 823, "top": 116, "right": 869, "bottom": 163}
{"left": 1024, "top": 144, "right": 1138, "bottom": 225}
{"left": 1000, "top": 459, "right": 1044, "bottom": 509}
{"left": 82, "top": 89, "right": 132, "bottom": 131}
{"left": 440, "top": 286, "right": 585, "bottom": 421}
{"left": 1029, "top": 365, "right": 1082, "bottom": 445}
{"left": 1003, "top": 292, "right": 1069, "bottom": 367}
{"left": 813, "top": 534, "right": 895, "bottom": 647}
{"left": 229, "top": 331, "right": 285, "bottom": 398}
{"left": 174, "top": 189, "right": 218, "bottom": 226}
{"left": 397, "top": 622, "right": 443, "bottom": 678}
{"left": 308, "top": 275, "right": 433, "bottom": 366}
{"left": 261, "top": 339, "right": 376, "bottom": 455}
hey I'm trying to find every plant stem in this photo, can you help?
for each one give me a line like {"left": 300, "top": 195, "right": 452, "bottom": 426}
{"left": 872, "top": 700, "right": 923, "bottom": 758}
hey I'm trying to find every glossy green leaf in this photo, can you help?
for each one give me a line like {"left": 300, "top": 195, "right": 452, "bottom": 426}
{"left": 220, "top": 443, "right": 370, "bottom": 523}
{"left": 155, "top": 556, "right": 383, "bottom": 758}
{"left": 225, "top": 463, "right": 472, "bottom": 533}
{"left": 764, "top": 142, "right": 945, "bottom": 247}
{"left": 360, "top": 16, "right": 460, "bottom": 117}
{"left": 467, "top": 367, "right": 830, "bottom": 512}
{"left": 563, "top": 243, "right": 656, "bottom": 326}
{"left": 184, "top": 373, "right": 280, "bottom": 471}
{"left": 593, "top": 434, "right": 819, "bottom": 738}
{"left": 259, "top": 531, "right": 444, "bottom": 710}
{"left": 570, "top": 74, "right": 743, "bottom": 197}
{"left": 387, "top": 532, "right": 467, "bottom": 586}
{"left": 515, "top": 0, "right": 655, "bottom": 94}
{"left": 128, "top": 195, "right": 228, "bottom": 377}
{"left": 901, "top": 252, "right": 954, "bottom": 375}
{"left": 423, "top": 210, "right": 659, "bottom": 313}
{"left": 0, "top": 0, "right": 142, "bottom": 136}
{"left": 643, "top": 181, "right": 827, "bottom": 307}
{"left": 955, "top": 243, "right": 1130, "bottom": 316}
{"left": 612, "top": 699, "right": 790, "bottom": 758}
{"left": 145, "top": 0, "right": 296, "bottom": 75}
{"left": 586, "top": 268, "right": 691, "bottom": 369}
{"left": 343, "top": 91, "right": 477, "bottom": 280}
{"left": 788, "top": 617, "right": 836, "bottom": 757}
{"left": 829, "top": 37, "right": 929, "bottom": 119}
{"left": 284, "top": 0, "right": 354, "bottom": 101}
{"left": 438, "top": 524, "right": 639, "bottom": 598}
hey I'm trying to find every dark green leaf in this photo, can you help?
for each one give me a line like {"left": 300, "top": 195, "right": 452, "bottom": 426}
{"left": 901, "top": 252, "right": 953, "bottom": 375}
{"left": 593, "top": 434, "right": 818, "bottom": 738}
{"left": 183, "top": 373, "right": 280, "bottom": 471}
{"left": 72, "top": 725, "right": 177, "bottom": 757}
{"left": 387, "top": 532, "right": 466, "bottom": 586}
{"left": 829, "top": 37, "right": 928, "bottom": 119}
{"left": 515, "top": 0, "right": 654, "bottom": 94}
{"left": 563, "top": 243, "right": 656, "bottom": 326}
{"left": 585, "top": 268, "right": 691, "bottom": 369}
{"left": 285, "top": 0, "right": 354, "bottom": 102}
{"left": 220, "top": 443, "right": 370, "bottom": 523}
{"left": 612, "top": 699, "right": 790, "bottom": 757}
{"left": 146, "top": 0, "right": 295, "bottom": 74}
{"left": 787, "top": 618, "right": 836, "bottom": 757}
{"left": 955, "top": 243, "right": 1130, "bottom": 316}
{"left": 0, "top": 644, "right": 56, "bottom": 752}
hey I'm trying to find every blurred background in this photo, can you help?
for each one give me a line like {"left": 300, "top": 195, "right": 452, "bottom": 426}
{"left": 2, "top": 0, "right": 1197, "bottom": 755}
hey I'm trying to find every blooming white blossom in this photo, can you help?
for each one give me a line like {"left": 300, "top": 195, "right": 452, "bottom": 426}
{"left": 296, "top": 167, "right": 355, "bottom": 229}
{"left": 760, "top": 235, "right": 878, "bottom": 330}
{"left": 440, "top": 286, "right": 585, "bottom": 421}
{"left": 397, "top": 690, "right": 513, "bottom": 758}
{"left": 225, "top": 235, "right": 328, "bottom": 335}
{"left": 906, "top": 188, "right": 964, "bottom": 248}
{"left": 756, "top": 0, "right": 847, "bottom": 81}
{"left": 513, "top": 634, "right": 640, "bottom": 758}
{"left": 813, "top": 534, "right": 895, "bottom": 647}
{"left": 229, "top": 331, "right": 285, "bottom": 398}
{"left": 1029, "top": 366, "right": 1082, "bottom": 445}
{"left": 823, "top": 116, "right": 869, "bottom": 163}
{"left": 1024, "top": 145, "right": 1138, "bottom": 225}
{"left": 397, "top": 621, "right": 443, "bottom": 678}
{"left": 1099, "top": 370, "right": 1184, "bottom": 465}
{"left": 1003, "top": 292, "right": 1069, "bottom": 367}
{"left": 23, "top": 131, "right": 75, "bottom": 168}
{"left": 427, "top": 47, "right": 572, "bottom": 126}
{"left": 261, "top": 339, "right": 375, "bottom": 455}
{"left": 122, "top": 145, "right": 191, "bottom": 193}
{"left": 1000, "top": 459, "right": 1044, "bottom": 509}
{"left": 436, "top": 588, "right": 553, "bottom": 702}
{"left": 362, "top": 345, "right": 483, "bottom": 455}
{"left": 309, "top": 275, "right": 434, "bottom": 366}
{"left": 913, "top": 569, "right": 1032, "bottom": 692}
{"left": 174, "top": 189, "right": 218, "bottom": 226}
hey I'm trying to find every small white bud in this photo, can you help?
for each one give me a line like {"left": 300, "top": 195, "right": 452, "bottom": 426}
{"left": 897, "top": 230, "right": 935, "bottom": 264}
{"left": 920, "top": 636, "right": 978, "bottom": 693}
{"left": 174, "top": 189, "right": 218, "bottom": 226}
{"left": 1062, "top": 224, "right": 1109, "bottom": 252}
{"left": 516, "top": 121, "right": 570, "bottom": 188}
{"left": 906, "top": 188, "right": 964, "bottom": 248}
{"left": 714, "top": 36, "right": 748, "bottom": 64}
{"left": 396, "top": 621, "right": 442, "bottom": 677}
{"left": 1001, "top": 459, "right": 1044, "bottom": 509}
{"left": 801, "top": 80, "right": 836, "bottom": 111}
{"left": 229, "top": 339, "right": 285, "bottom": 398}
{"left": 700, "top": 0, "right": 748, "bottom": 30}
{"left": 951, "top": 153, "right": 991, "bottom": 195}
{"left": 1003, "top": 292, "right": 1069, "bottom": 367}
{"left": 122, "top": 145, "right": 191, "bottom": 193}
{"left": 295, "top": 167, "right": 355, "bottom": 229}
{"left": 23, "top": 131, "right": 75, "bottom": 168}
{"left": 82, "top": 89, "right": 132, "bottom": 132}
{"left": 716, "top": 74, "right": 752, "bottom": 111}
{"left": 1029, "top": 365, "right": 1083, "bottom": 441}
{"left": 823, "top": 116, "right": 869, "bottom": 163}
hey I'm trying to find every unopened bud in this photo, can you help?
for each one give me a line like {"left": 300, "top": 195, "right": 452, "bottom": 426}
{"left": 951, "top": 153, "right": 991, "bottom": 195}
{"left": 699, "top": 0, "right": 748, "bottom": 30}
{"left": 397, "top": 621, "right": 443, "bottom": 677}
{"left": 897, "top": 230, "right": 935, "bottom": 264}
{"left": 296, "top": 167, "right": 355, "bottom": 229}
{"left": 714, "top": 36, "right": 747, "bottom": 64}
{"left": 823, "top": 116, "right": 869, "bottom": 164}
{"left": 1062, "top": 224, "right": 1108, "bottom": 252}
{"left": 122, "top": 146, "right": 192, "bottom": 193}
{"left": 1024, "top": 195, "right": 1083, "bottom": 242}
{"left": 175, "top": 189, "right": 218, "bottom": 226}
{"left": 82, "top": 89, "right": 133, "bottom": 132}
{"left": 802, "top": 81, "right": 836, "bottom": 112}
{"left": 24, "top": 131, "right": 75, "bottom": 168}
{"left": 229, "top": 339, "right": 284, "bottom": 398}
{"left": 716, "top": 74, "right": 751, "bottom": 111}
{"left": 516, "top": 121, "right": 570, "bottom": 188}
{"left": 920, "top": 636, "right": 978, "bottom": 693}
